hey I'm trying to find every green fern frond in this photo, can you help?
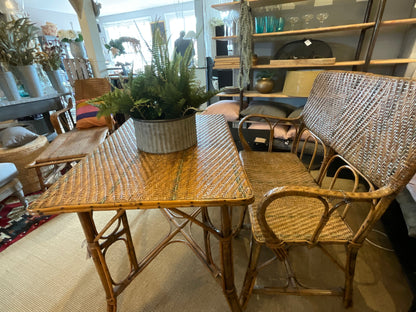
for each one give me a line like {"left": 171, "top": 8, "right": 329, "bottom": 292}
{"left": 91, "top": 22, "right": 218, "bottom": 120}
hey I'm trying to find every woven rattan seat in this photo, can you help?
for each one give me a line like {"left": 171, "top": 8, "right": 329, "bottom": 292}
{"left": 241, "top": 151, "right": 353, "bottom": 243}
{"left": 238, "top": 70, "right": 416, "bottom": 309}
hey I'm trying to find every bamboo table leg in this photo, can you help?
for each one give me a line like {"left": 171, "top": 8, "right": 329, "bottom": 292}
{"left": 77, "top": 212, "right": 117, "bottom": 311}
{"left": 220, "top": 205, "right": 242, "bottom": 312}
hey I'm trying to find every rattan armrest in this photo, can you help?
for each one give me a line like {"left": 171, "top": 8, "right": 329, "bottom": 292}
{"left": 50, "top": 106, "right": 72, "bottom": 134}
{"left": 256, "top": 185, "right": 394, "bottom": 245}
{"left": 238, "top": 114, "right": 302, "bottom": 151}
{"left": 50, "top": 97, "right": 75, "bottom": 134}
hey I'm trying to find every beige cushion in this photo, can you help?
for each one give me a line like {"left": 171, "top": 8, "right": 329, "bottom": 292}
{"left": 202, "top": 100, "right": 240, "bottom": 121}
{"left": 240, "top": 100, "right": 296, "bottom": 119}
{"left": 248, "top": 122, "right": 290, "bottom": 140}
{"left": 288, "top": 107, "right": 304, "bottom": 118}
{"left": 0, "top": 126, "right": 38, "bottom": 148}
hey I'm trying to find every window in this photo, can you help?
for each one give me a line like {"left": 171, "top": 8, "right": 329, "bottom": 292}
{"left": 164, "top": 10, "right": 196, "bottom": 59}
{"left": 102, "top": 17, "right": 152, "bottom": 72}
{"left": 102, "top": 8, "right": 197, "bottom": 71}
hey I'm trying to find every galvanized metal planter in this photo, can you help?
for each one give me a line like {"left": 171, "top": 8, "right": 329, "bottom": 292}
{"left": 133, "top": 113, "right": 197, "bottom": 154}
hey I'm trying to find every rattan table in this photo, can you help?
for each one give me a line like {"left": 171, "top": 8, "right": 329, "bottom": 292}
{"left": 28, "top": 115, "right": 254, "bottom": 312}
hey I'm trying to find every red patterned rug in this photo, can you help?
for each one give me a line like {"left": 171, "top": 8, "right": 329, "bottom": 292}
{"left": 0, "top": 192, "right": 56, "bottom": 252}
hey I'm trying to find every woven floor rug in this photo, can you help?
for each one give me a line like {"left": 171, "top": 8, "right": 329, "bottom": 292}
{"left": 0, "top": 192, "right": 56, "bottom": 252}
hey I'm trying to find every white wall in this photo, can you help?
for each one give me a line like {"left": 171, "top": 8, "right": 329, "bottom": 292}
{"left": 25, "top": 6, "right": 80, "bottom": 31}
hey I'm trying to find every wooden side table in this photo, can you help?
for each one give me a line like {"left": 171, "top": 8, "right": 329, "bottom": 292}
{"left": 26, "top": 127, "right": 108, "bottom": 190}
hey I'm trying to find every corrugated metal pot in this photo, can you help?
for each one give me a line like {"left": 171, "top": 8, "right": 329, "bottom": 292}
{"left": 133, "top": 113, "right": 197, "bottom": 154}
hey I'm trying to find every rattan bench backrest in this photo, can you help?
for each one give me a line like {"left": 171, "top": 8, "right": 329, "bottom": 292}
{"left": 302, "top": 70, "right": 416, "bottom": 191}
{"left": 74, "top": 78, "right": 111, "bottom": 102}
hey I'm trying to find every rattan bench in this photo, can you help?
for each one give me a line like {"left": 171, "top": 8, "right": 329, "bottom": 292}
{"left": 238, "top": 70, "right": 416, "bottom": 309}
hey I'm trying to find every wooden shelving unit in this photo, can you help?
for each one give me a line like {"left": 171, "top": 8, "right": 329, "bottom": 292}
{"left": 211, "top": 0, "right": 304, "bottom": 11}
{"left": 211, "top": 0, "right": 416, "bottom": 100}
{"left": 212, "top": 18, "right": 416, "bottom": 41}
{"left": 214, "top": 58, "right": 416, "bottom": 70}
{"left": 218, "top": 91, "right": 296, "bottom": 98}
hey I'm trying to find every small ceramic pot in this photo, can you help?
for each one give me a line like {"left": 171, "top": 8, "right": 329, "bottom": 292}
{"left": 255, "top": 78, "right": 274, "bottom": 94}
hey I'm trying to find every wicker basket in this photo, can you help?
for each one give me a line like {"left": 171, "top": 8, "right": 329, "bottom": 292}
{"left": 0, "top": 136, "right": 50, "bottom": 194}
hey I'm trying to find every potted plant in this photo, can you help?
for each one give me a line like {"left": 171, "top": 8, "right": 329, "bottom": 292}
{"left": 255, "top": 70, "right": 275, "bottom": 94}
{"left": 104, "top": 36, "right": 141, "bottom": 58}
{"left": 90, "top": 28, "right": 218, "bottom": 154}
{"left": 57, "top": 29, "right": 86, "bottom": 59}
{"left": 0, "top": 17, "right": 42, "bottom": 98}
{"left": 0, "top": 51, "right": 20, "bottom": 101}
{"left": 36, "top": 39, "right": 67, "bottom": 93}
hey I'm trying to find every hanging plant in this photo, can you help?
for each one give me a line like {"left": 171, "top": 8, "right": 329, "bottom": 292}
{"left": 104, "top": 37, "right": 141, "bottom": 57}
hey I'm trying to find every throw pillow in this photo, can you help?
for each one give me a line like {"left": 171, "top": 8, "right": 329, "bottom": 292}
{"left": 288, "top": 106, "right": 304, "bottom": 118}
{"left": 0, "top": 126, "right": 38, "bottom": 148}
{"left": 248, "top": 122, "right": 290, "bottom": 140}
{"left": 76, "top": 99, "right": 108, "bottom": 129}
{"left": 287, "top": 126, "right": 312, "bottom": 141}
{"left": 240, "top": 101, "right": 294, "bottom": 119}
{"left": 201, "top": 100, "right": 241, "bottom": 121}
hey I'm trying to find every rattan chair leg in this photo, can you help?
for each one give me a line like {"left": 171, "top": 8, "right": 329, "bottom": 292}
{"left": 240, "top": 237, "right": 262, "bottom": 310}
{"left": 344, "top": 245, "right": 359, "bottom": 308}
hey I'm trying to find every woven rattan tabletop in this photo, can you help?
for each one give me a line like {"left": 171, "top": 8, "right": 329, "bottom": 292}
{"left": 28, "top": 115, "right": 254, "bottom": 215}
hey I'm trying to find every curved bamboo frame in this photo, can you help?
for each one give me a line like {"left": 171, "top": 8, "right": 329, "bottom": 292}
{"left": 238, "top": 70, "right": 416, "bottom": 309}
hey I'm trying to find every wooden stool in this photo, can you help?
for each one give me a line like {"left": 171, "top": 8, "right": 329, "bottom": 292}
{"left": 26, "top": 127, "right": 108, "bottom": 190}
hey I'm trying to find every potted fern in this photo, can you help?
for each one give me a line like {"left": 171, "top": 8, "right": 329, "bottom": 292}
{"left": 91, "top": 28, "right": 217, "bottom": 153}
{"left": 0, "top": 17, "right": 42, "bottom": 97}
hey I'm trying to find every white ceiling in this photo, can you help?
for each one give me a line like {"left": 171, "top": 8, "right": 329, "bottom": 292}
{"left": 23, "top": 0, "right": 182, "bottom": 16}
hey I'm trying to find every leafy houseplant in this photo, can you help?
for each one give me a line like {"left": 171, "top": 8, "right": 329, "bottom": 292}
{"left": 36, "top": 40, "right": 67, "bottom": 93}
{"left": 57, "top": 29, "right": 86, "bottom": 58}
{"left": 57, "top": 29, "right": 83, "bottom": 43}
{"left": 0, "top": 17, "right": 39, "bottom": 67}
{"left": 91, "top": 28, "right": 217, "bottom": 153}
{"left": 0, "top": 17, "right": 43, "bottom": 98}
{"left": 36, "top": 40, "right": 63, "bottom": 72}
